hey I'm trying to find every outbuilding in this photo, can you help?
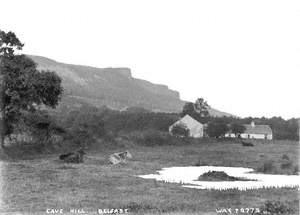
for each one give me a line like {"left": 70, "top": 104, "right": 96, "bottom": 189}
{"left": 169, "top": 114, "right": 204, "bottom": 138}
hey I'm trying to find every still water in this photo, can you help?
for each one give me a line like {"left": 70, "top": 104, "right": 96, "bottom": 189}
{"left": 139, "top": 166, "right": 300, "bottom": 190}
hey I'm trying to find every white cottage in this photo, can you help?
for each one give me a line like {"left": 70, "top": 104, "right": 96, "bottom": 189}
{"left": 169, "top": 114, "right": 204, "bottom": 138}
{"left": 241, "top": 121, "right": 273, "bottom": 140}
{"left": 226, "top": 121, "right": 273, "bottom": 140}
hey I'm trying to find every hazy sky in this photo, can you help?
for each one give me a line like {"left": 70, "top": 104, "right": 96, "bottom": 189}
{"left": 0, "top": 0, "right": 299, "bottom": 119}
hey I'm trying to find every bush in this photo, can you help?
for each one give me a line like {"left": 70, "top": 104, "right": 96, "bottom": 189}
{"left": 257, "top": 159, "right": 277, "bottom": 174}
{"left": 257, "top": 154, "right": 298, "bottom": 175}
{"left": 279, "top": 154, "right": 299, "bottom": 175}
{"left": 280, "top": 158, "right": 293, "bottom": 170}
{"left": 293, "top": 165, "right": 299, "bottom": 174}
{"left": 170, "top": 123, "right": 189, "bottom": 137}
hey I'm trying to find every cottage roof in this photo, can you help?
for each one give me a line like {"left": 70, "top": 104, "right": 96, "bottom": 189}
{"left": 171, "top": 114, "right": 203, "bottom": 128}
{"left": 243, "top": 124, "right": 272, "bottom": 135}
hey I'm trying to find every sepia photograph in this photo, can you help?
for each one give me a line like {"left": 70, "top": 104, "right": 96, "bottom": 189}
{"left": 0, "top": 0, "right": 299, "bottom": 214}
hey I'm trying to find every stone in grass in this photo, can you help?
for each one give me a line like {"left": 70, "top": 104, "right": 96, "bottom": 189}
{"left": 197, "top": 171, "right": 256, "bottom": 181}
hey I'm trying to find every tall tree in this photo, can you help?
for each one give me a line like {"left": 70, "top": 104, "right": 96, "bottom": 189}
{"left": 0, "top": 30, "right": 23, "bottom": 148}
{"left": 181, "top": 98, "right": 210, "bottom": 123}
{"left": 194, "top": 98, "right": 210, "bottom": 117}
{"left": 181, "top": 102, "right": 196, "bottom": 117}
{"left": 0, "top": 30, "right": 63, "bottom": 148}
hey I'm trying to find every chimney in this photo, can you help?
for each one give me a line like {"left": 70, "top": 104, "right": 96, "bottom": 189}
{"left": 251, "top": 121, "right": 255, "bottom": 127}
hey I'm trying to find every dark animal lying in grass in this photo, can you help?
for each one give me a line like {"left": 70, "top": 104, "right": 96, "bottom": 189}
{"left": 242, "top": 140, "right": 254, "bottom": 147}
{"left": 59, "top": 149, "right": 86, "bottom": 163}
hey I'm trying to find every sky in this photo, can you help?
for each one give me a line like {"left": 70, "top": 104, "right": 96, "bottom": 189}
{"left": 0, "top": 0, "right": 299, "bottom": 119}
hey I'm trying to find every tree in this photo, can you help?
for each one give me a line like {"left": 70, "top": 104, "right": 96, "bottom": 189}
{"left": 0, "top": 30, "right": 63, "bottom": 148}
{"left": 0, "top": 31, "right": 23, "bottom": 56}
{"left": 194, "top": 98, "right": 210, "bottom": 117}
{"left": 181, "top": 98, "right": 210, "bottom": 123}
{"left": 181, "top": 102, "right": 196, "bottom": 117}
{"left": 206, "top": 121, "right": 229, "bottom": 138}
{"left": 0, "top": 30, "right": 24, "bottom": 148}
{"left": 231, "top": 123, "right": 245, "bottom": 138}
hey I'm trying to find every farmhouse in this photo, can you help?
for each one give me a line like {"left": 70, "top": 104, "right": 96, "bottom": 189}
{"left": 241, "top": 121, "right": 273, "bottom": 140}
{"left": 169, "top": 114, "right": 204, "bottom": 138}
{"left": 226, "top": 121, "right": 273, "bottom": 140}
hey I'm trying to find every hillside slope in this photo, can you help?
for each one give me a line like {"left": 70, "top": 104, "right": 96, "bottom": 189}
{"left": 28, "top": 55, "right": 233, "bottom": 117}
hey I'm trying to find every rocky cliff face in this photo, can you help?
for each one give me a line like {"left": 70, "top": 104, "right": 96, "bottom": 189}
{"left": 28, "top": 55, "right": 234, "bottom": 117}
{"left": 28, "top": 55, "right": 184, "bottom": 112}
{"left": 135, "top": 79, "right": 180, "bottom": 99}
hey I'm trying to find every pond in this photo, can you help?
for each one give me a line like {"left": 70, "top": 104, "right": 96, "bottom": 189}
{"left": 138, "top": 166, "right": 300, "bottom": 190}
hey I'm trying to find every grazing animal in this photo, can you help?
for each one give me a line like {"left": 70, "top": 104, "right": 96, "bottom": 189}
{"left": 109, "top": 151, "right": 132, "bottom": 165}
{"left": 59, "top": 152, "right": 73, "bottom": 160}
{"left": 242, "top": 141, "right": 254, "bottom": 147}
{"left": 59, "top": 149, "right": 86, "bottom": 163}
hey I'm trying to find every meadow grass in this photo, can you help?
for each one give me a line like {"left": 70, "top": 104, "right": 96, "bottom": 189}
{"left": 0, "top": 139, "right": 299, "bottom": 214}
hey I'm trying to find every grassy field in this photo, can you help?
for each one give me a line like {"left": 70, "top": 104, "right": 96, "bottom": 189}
{"left": 0, "top": 139, "right": 299, "bottom": 214}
